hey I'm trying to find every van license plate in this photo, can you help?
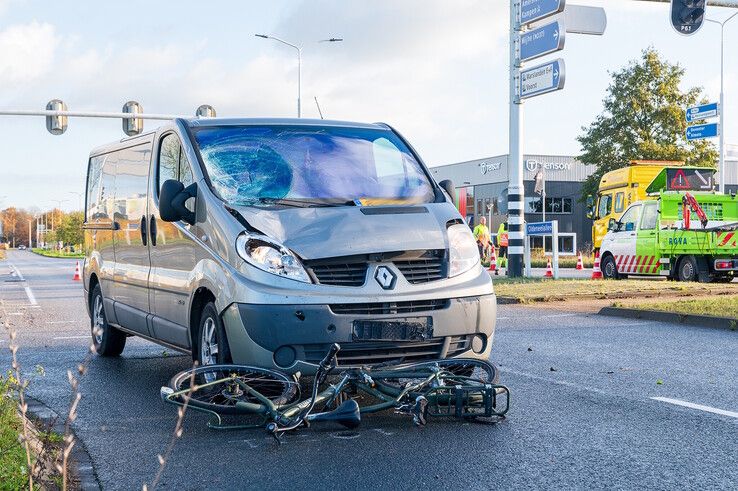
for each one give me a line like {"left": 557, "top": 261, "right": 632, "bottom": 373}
{"left": 352, "top": 318, "right": 433, "bottom": 341}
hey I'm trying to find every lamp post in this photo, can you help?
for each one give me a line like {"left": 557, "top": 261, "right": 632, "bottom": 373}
{"left": 48, "top": 200, "right": 68, "bottom": 232}
{"left": 255, "top": 35, "right": 343, "bottom": 118}
{"left": 706, "top": 11, "right": 738, "bottom": 193}
{"left": 68, "top": 191, "right": 84, "bottom": 211}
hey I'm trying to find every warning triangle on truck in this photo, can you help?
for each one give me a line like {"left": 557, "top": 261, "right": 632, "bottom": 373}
{"left": 670, "top": 169, "right": 691, "bottom": 190}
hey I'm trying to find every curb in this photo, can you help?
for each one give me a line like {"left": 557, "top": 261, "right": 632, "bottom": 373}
{"left": 30, "top": 250, "right": 84, "bottom": 260}
{"left": 497, "top": 290, "right": 733, "bottom": 305}
{"left": 25, "top": 395, "right": 101, "bottom": 490}
{"left": 598, "top": 306, "right": 738, "bottom": 331}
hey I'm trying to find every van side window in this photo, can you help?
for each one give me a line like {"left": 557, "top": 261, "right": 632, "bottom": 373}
{"left": 614, "top": 192, "right": 625, "bottom": 213}
{"left": 159, "top": 134, "right": 179, "bottom": 191}
{"left": 598, "top": 194, "right": 612, "bottom": 219}
{"left": 618, "top": 205, "right": 641, "bottom": 232}
{"left": 158, "top": 133, "right": 194, "bottom": 193}
{"left": 640, "top": 204, "right": 658, "bottom": 230}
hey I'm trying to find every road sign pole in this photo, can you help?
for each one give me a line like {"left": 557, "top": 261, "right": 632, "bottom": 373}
{"left": 718, "top": 24, "right": 725, "bottom": 193}
{"left": 508, "top": 0, "right": 524, "bottom": 277}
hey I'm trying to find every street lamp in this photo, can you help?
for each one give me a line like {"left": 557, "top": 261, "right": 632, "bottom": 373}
{"left": 255, "top": 34, "right": 343, "bottom": 118}
{"left": 68, "top": 191, "right": 84, "bottom": 211}
{"left": 706, "top": 11, "right": 738, "bottom": 193}
{"left": 48, "top": 199, "right": 68, "bottom": 232}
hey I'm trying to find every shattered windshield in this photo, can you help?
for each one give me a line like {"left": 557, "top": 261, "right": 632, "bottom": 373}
{"left": 192, "top": 125, "right": 435, "bottom": 206}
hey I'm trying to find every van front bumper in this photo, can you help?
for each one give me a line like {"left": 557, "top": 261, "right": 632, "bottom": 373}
{"left": 221, "top": 294, "right": 496, "bottom": 374}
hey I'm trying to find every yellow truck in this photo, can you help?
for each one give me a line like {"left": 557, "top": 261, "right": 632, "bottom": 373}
{"left": 587, "top": 161, "right": 716, "bottom": 250}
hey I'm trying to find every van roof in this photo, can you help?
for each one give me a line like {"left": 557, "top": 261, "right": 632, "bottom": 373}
{"left": 88, "top": 118, "right": 390, "bottom": 157}
{"left": 185, "top": 117, "right": 389, "bottom": 130}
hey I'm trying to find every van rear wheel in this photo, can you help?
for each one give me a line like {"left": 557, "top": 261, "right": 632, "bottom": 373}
{"left": 90, "top": 284, "right": 126, "bottom": 356}
{"left": 677, "top": 256, "right": 698, "bottom": 282}
{"left": 196, "top": 302, "right": 232, "bottom": 366}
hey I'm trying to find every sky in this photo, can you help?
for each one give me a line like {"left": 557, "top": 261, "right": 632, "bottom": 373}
{"left": 1, "top": 0, "right": 737, "bottom": 211}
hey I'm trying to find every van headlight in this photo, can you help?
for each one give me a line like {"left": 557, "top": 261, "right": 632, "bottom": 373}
{"left": 448, "top": 224, "right": 480, "bottom": 277}
{"left": 235, "top": 233, "right": 311, "bottom": 283}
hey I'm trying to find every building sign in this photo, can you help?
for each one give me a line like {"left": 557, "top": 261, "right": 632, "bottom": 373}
{"left": 525, "top": 159, "right": 573, "bottom": 172}
{"left": 480, "top": 161, "right": 502, "bottom": 175}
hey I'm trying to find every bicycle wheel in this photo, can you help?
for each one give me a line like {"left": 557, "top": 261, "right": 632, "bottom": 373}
{"left": 371, "top": 358, "right": 499, "bottom": 391}
{"left": 166, "top": 365, "right": 299, "bottom": 415}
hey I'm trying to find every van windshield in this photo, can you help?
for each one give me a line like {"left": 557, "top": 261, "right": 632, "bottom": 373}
{"left": 192, "top": 125, "right": 435, "bottom": 206}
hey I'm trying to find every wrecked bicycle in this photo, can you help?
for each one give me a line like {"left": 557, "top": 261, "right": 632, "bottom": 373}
{"left": 161, "top": 344, "right": 510, "bottom": 440}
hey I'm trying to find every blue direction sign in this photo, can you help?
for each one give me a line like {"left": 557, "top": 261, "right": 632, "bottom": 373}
{"left": 519, "top": 59, "right": 565, "bottom": 100}
{"left": 521, "top": 21, "right": 565, "bottom": 62}
{"left": 686, "top": 102, "right": 719, "bottom": 123}
{"left": 686, "top": 122, "right": 719, "bottom": 141}
{"left": 526, "top": 221, "right": 553, "bottom": 235}
{"left": 520, "top": 0, "right": 566, "bottom": 25}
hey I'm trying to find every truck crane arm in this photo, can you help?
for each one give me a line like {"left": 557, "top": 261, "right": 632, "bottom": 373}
{"left": 682, "top": 192, "right": 709, "bottom": 229}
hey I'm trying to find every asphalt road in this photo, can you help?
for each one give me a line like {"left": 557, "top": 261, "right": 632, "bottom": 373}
{"left": 1, "top": 250, "right": 737, "bottom": 490}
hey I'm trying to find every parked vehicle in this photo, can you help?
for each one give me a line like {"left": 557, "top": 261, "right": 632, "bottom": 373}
{"left": 599, "top": 190, "right": 738, "bottom": 282}
{"left": 83, "top": 118, "right": 496, "bottom": 372}
{"left": 587, "top": 161, "right": 716, "bottom": 250}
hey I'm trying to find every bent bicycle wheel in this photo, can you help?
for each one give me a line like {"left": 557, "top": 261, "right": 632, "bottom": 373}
{"left": 370, "top": 358, "right": 499, "bottom": 391}
{"left": 166, "top": 365, "right": 299, "bottom": 415}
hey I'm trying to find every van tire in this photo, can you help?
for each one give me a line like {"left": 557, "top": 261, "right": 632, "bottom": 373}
{"left": 601, "top": 254, "right": 620, "bottom": 280}
{"left": 90, "top": 284, "right": 126, "bottom": 356}
{"left": 677, "top": 256, "right": 699, "bottom": 282}
{"left": 196, "top": 302, "right": 232, "bottom": 366}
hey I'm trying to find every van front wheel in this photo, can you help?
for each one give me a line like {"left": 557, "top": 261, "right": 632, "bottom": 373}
{"left": 196, "top": 303, "right": 232, "bottom": 366}
{"left": 601, "top": 255, "right": 620, "bottom": 280}
{"left": 90, "top": 285, "right": 126, "bottom": 356}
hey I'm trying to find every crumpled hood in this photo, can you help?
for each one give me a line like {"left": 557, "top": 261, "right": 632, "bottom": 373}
{"left": 232, "top": 203, "right": 459, "bottom": 260}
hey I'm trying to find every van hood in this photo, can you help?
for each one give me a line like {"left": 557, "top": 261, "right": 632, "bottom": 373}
{"left": 231, "top": 203, "right": 459, "bottom": 260}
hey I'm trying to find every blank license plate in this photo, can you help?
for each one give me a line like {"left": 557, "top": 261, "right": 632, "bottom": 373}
{"left": 352, "top": 317, "right": 433, "bottom": 341}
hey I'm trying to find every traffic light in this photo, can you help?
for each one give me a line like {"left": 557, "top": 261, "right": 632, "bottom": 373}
{"left": 671, "top": 0, "right": 706, "bottom": 36}
{"left": 45, "top": 99, "right": 68, "bottom": 135}
{"left": 122, "top": 101, "right": 143, "bottom": 136}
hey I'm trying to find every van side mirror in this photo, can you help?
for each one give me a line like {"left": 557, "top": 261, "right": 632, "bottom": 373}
{"left": 438, "top": 180, "right": 455, "bottom": 201}
{"left": 607, "top": 218, "right": 617, "bottom": 231}
{"left": 160, "top": 180, "right": 197, "bottom": 225}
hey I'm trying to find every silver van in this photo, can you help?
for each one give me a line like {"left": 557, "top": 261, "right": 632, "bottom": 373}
{"left": 83, "top": 118, "right": 496, "bottom": 373}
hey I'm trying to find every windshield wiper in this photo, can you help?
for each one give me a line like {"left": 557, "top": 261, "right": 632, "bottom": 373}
{"left": 243, "top": 197, "right": 356, "bottom": 208}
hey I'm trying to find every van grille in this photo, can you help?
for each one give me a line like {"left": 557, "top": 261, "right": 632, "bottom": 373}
{"left": 394, "top": 257, "right": 445, "bottom": 283}
{"left": 305, "top": 250, "right": 446, "bottom": 287}
{"left": 329, "top": 299, "right": 450, "bottom": 315}
{"left": 301, "top": 335, "right": 471, "bottom": 366}
{"left": 307, "top": 263, "right": 368, "bottom": 287}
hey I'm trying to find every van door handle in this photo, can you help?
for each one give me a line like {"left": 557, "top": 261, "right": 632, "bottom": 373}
{"left": 150, "top": 215, "right": 157, "bottom": 247}
{"left": 140, "top": 216, "right": 148, "bottom": 246}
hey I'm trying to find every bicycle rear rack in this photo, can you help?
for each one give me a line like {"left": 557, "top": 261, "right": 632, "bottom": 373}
{"left": 423, "top": 384, "right": 510, "bottom": 420}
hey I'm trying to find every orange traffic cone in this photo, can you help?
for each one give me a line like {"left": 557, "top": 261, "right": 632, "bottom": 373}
{"left": 488, "top": 246, "right": 498, "bottom": 275}
{"left": 73, "top": 261, "right": 81, "bottom": 281}
{"left": 544, "top": 257, "right": 554, "bottom": 278}
{"left": 576, "top": 252, "right": 584, "bottom": 270}
{"left": 591, "top": 250, "right": 603, "bottom": 280}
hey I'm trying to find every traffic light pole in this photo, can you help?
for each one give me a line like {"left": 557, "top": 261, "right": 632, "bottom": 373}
{"left": 508, "top": 0, "right": 524, "bottom": 277}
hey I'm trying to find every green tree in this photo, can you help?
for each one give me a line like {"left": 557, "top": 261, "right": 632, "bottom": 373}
{"left": 578, "top": 48, "right": 718, "bottom": 200}
{"left": 57, "top": 211, "right": 84, "bottom": 247}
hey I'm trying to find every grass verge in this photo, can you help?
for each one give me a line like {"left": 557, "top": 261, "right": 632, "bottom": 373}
{"left": 31, "top": 248, "right": 84, "bottom": 259}
{"left": 0, "top": 373, "right": 32, "bottom": 488}
{"left": 616, "top": 295, "right": 738, "bottom": 319}
{"left": 493, "top": 277, "right": 737, "bottom": 303}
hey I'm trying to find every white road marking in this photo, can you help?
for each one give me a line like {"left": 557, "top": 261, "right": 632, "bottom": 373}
{"left": 53, "top": 335, "right": 89, "bottom": 340}
{"left": 46, "top": 320, "right": 79, "bottom": 324}
{"left": 651, "top": 397, "right": 738, "bottom": 419}
{"left": 7, "top": 263, "right": 38, "bottom": 306}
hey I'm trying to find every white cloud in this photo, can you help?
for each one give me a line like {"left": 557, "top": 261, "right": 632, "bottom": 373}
{"left": 0, "top": 21, "right": 57, "bottom": 84}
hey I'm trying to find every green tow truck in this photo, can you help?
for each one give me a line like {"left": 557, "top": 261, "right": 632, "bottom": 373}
{"left": 599, "top": 190, "right": 738, "bottom": 282}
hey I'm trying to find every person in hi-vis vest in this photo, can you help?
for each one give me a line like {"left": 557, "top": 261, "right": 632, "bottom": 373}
{"left": 497, "top": 221, "right": 508, "bottom": 259}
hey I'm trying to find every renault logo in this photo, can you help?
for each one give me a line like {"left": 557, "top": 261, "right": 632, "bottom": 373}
{"left": 374, "top": 266, "right": 397, "bottom": 290}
